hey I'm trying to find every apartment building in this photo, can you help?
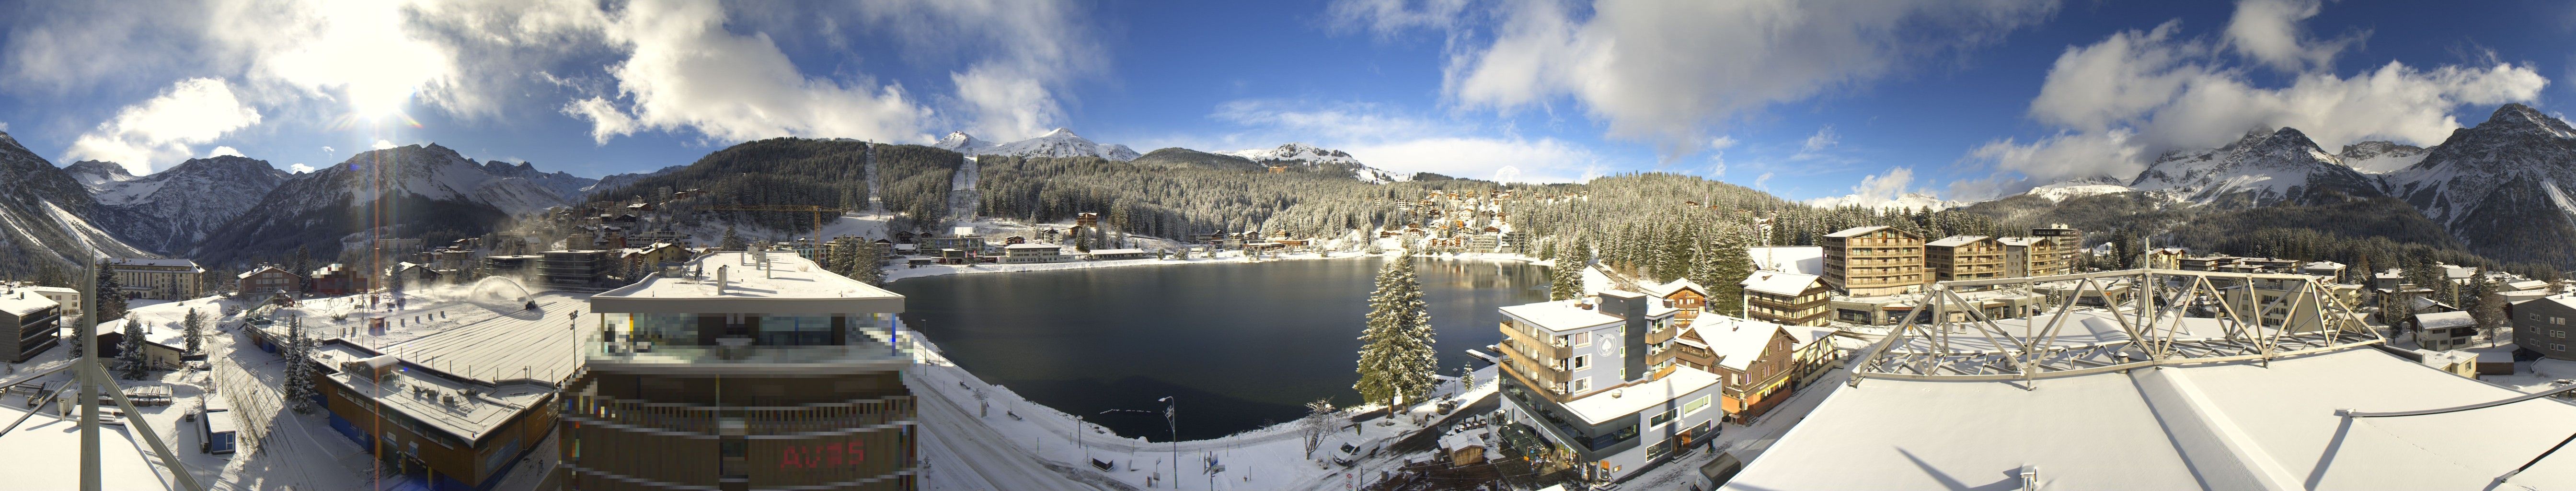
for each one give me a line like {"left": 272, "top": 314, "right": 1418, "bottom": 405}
{"left": 567, "top": 251, "right": 918, "bottom": 490}
{"left": 1738, "top": 271, "right": 1828, "bottom": 327}
{"left": 1497, "top": 291, "right": 1722, "bottom": 483}
{"left": 1997, "top": 237, "right": 2064, "bottom": 278}
{"left": 540, "top": 250, "right": 611, "bottom": 288}
{"left": 2509, "top": 295, "right": 2576, "bottom": 361}
{"left": 237, "top": 265, "right": 305, "bottom": 295}
{"left": 0, "top": 291, "right": 60, "bottom": 362}
{"left": 1820, "top": 226, "right": 1924, "bottom": 296}
{"left": 1923, "top": 235, "right": 2004, "bottom": 283}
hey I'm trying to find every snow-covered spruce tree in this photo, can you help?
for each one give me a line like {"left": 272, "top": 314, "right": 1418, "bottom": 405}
{"left": 1549, "top": 238, "right": 1585, "bottom": 301}
{"left": 283, "top": 318, "right": 317, "bottom": 413}
{"left": 95, "top": 263, "right": 128, "bottom": 321}
{"left": 720, "top": 224, "right": 747, "bottom": 251}
{"left": 1702, "top": 228, "right": 1753, "bottom": 317}
{"left": 182, "top": 308, "right": 204, "bottom": 355}
{"left": 116, "top": 315, "right": 149, "bottom": 379}
{"left": 1353, "top": 250, "right": 1436, "bottom": 414}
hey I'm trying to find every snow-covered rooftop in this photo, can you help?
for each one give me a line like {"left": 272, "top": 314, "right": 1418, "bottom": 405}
{"left": 1738, "top": 271, "right": 1820, "bottom": 296}
{"left": 1923, "top": 235, "right": 1990, "bottom": 247}
{"left": 313, "top": 340, "right": 557, "bottom": 443}
{"left": 1746, "top": 246, "right": 1824, "bottom": 276}
{"left": 1823, "top": 225, "right": 1889, "bottom": 238}
{"left": 0, "top": 292, "right": 58, "bottom": 317}
{"left": 1086, "top": 248, "right": 1147, "bottom": 255}
{"left": 592, "top": 251, "right": 903, "bottom": 315}
{"left": 107, "top": 257, "right": 201, "bottom": 269}
{"left": 1003, "top": 243, "right": 1059, "bottom": 250}
{"left": 1995, "top": 236, "right": 2046, "bottom": 246}
{"left": 1692, "top": 316, "right": 1788, "bottom": 371}
{"left": 1726, "top": 348, "right": 2576, "bottom": 490}
{"left": 1639, "top": 279, "right": 1705, "bottom": 299}
{"left": 1558, "top": 366, "right": 1719, "bottom": 425}
{"left": 2413, "top": 311, "right": 2476, "bottom": 330}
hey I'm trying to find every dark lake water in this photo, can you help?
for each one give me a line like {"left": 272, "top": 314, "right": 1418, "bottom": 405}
{"left": 886, "top": 257, "right": 1551, "bottom": 441}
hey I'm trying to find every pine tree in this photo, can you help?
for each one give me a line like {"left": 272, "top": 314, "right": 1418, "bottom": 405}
{"left": 94, "top": 262, "right": 128, "bottom": 321}
{"left": 1550, "top": 238, "right": 1585, "bottom": 301}
{"left": 720, "top": 224, "right": 747, "bottom": 251}
{"left": 182, "top": 308, "right": 204, "bottom": 355}
{"left": 1703, "top": 228, "right": 1753, "bottom": 317}
{"left": 1354, "top": 251, "right": 1437, "bottom": 413}
{"left": 283, "top": 318, "right": 317, "bottom": 413}
{"left": 116, "top": 315, "right": 149, "bottom": 380}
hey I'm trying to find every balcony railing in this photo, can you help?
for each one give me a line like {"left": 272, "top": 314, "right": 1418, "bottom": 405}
{"left": 587, "top": 328, "right": 915, "bottom": 367}
{"left": 561, "top": 391, "right": 917, "bottom": 437}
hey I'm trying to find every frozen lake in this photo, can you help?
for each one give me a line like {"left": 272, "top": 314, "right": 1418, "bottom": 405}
{"left": 886, "top": 256, "right": 1551, "bottom": 441}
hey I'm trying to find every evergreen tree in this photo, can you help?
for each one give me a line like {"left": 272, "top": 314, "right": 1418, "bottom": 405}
{"left": 1354, "top": 251, "right": 1437, "bottom": 412}
{"left": 849, "top": 241, "right": 889, "bottom": 286}
{"left": 720, "top": 224, "right": 747, "bottom": 251}
{"left": 283, "top": 318, "right": 317, "bottom": 413}
{"left": 1703, "top": 227, "right": 1753, "bottom": 317}
{"left": 116, "top": 315, "right": 148, "bottom": 380}
{"left": 291, "top": 244, "right": 311, "bottom": 291}
{"left": 94, "top": 262, "right": 127, "bottom": 321}
{"left": 1550, "top": 238, "right": 1585, "bottom": 301}
{"left": 182, "top": 308, "right": 204, "bottom": 355}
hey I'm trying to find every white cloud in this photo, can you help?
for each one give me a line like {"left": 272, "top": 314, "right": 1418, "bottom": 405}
{"left": 207, "top": 146, "right": 244, "bottom": 158}
{"left": 1708, "top": 136, "right": 1739, "bottom": 151}
{"left": 568, "top": 0, "right": 931, "bottom": 145}
{"left": 1202, "top": 99, "right": 1605, "bottom": 183}
{"left": 1806, "top": 166, "right": 1957, "bottom": 210}
{"left": 372, "top": 140, "right": 397, "bottom": 150}
{"left": 1422, "top": 0, "right": 2058, "bottom": 155}
{"left": 63, "top": 78, "right": 262, "bottom": 175}
{"left": 1753, "top": 172, "right": 1776, "bottom": 190}
{"left": 2222, "top": 0, "right": 2360, "bottom": 73}
{"left": 320, "top": 145, "right": 335, "bottom": 154}
{"left": 1971, "top": 0, "right": 2547, "bottom": 195}
{"left": 1324, "top": 0, "right": 1473, "bottom": 37}
{"left": 288, "top": 163, "right": 314, "bottom": 173}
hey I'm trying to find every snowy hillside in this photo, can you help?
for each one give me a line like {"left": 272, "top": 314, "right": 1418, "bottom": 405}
{"left": 2127, "top": 127, "right": 2379, "bottom": 207}
{"left": 581, "top": 164, "right": 685, "bottom": 198}
{"left": 934, "top": 128, "right": 1140, "bottom": 161}
{"left": 191, "top": 143, "right": 575, "bottom": 265}
{"left": 2379, "top": 104, "right": 2576, "bottom": 266}
{"left": 1219, "top": 143, "right": 1412, "bottom": 183}
{"left": 2023, "top": 177, "right": 2133, "bottom": 203}
{"left": 2338, "top": 141, "right": 2430, "bottom": 175}
{"left": 0, "top": 130, "right": 149, "bottom": 269}
{"left": 478, "top": 160, "right": 599, "bottom": 203}
{"left": 74, "top": 155, "right": 291, "bottom": 254}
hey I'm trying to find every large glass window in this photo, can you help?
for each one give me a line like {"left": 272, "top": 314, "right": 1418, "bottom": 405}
{"left": 758, "top": 316, "right": 835, "bottom": 346}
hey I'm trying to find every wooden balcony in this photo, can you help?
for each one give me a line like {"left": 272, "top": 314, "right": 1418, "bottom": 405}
{"left": 1500, "top": 321, "right": 1572, "bottom": 360}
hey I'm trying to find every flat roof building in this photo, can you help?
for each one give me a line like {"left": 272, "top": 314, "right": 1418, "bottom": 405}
{"left": 106, "top": 258, "right": 204, "bottom": 300}
{"left": 1495, "top": 292, "right": 1718, "bottom": 484}
{"left": 1820, "top": 226, "right": 1923, "bottom": 297}
{"left": 569, "top": 251, "right": 917, "bottom": 490}
{"left": 0, "top": 291, "right": 60, "bottom": 362}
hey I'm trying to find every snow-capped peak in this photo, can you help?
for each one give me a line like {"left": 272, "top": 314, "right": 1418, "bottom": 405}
{"left": 948, "top": 128, "right": 1140, "bottom": 161}
{"left": 2124, "top": 126, "right": 2378, "bottom": 207}
{"left": 1217, "top": 142, "right": 1411, "bottom": 183}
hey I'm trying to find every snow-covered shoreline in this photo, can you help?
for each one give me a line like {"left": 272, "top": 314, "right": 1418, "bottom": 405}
{"left": 884, "top": 249, "right": 1547, "bottom": 283}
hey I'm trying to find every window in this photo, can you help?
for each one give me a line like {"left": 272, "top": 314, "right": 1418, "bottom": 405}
{"left": 1682, "top": 395, "right": 1711, "bottom": 416}
{"left": 1571, "top": 355, "right": 1588, "bottom": 369}
{"left": 1650, "top": 409, "right": 1676, "bottom": 426}
{"left": 1571, "top": 332, "right": 1592, "bottom": 346}
{"left": 2557, "top": 317, "right": 2567, "bottom": 326}
{"left": 1570, "top": 377, "right": 1591, "bottom": 392}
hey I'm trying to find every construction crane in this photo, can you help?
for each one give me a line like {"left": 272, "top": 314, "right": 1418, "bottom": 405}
{"left": 704, "top": 204, "right": 851, "bottom": 245}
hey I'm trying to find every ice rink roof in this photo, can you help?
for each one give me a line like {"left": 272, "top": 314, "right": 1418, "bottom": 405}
{"left": 1724, "top": 348, "right": 2576, "bottom": 490}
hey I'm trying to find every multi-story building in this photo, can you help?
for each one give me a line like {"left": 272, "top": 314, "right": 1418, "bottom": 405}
{"left": 1997, "top": 237, "right": 2064, "bottom": 277}
{"left": 1641, "top": 280, "right": 1708, "bottom": 318}
{"left": 2032, "top": 224, "right": 2081, "bottom": 271}
{"left": 107, "top": 258, "right": 205, "bottom": 300}
{"left": 567, "top": 251, "right": 918, "bottom": 490}
{"left": 1923, "top": 235, "right": 2003, "bottom": 283}
{"left": 2410, "top": 311, "right": 2479, "bottom": 351}
{"left": 2509, "top": 295, "right": 2576, "bottom": 361}
{"left": 1819, "top": 226, "right": 1923, "bottom": 296}
{"left": 0, "top": 291, "right": 61, "bottom": 362}
{"left": 1738, "top": 271, "right": 1828, "bottom": 327}
{"left": 306, "top": 318, "right": 566, "bottom": 491}
{"left": 1496, "top": 291, "right": 1718, "bottom": 483}
{"left": 310, "top": 263, "right": 371, "bottom": 296}
{"left": 2145, "top": 248, "right": 2190, "bottom": 270}
{"left": 1676, "top": 316, "right": 1803, "bottom": 421}
{"left": 28, "top": 286, "right": 79, "bottom": 329}
{"left": 237, "top": 265, "right": 305, "bottom": 295}
{"left": 541, "top": 250, "right": 611, "bottom": 288}
{"left": 999, "top": 243, "right": 1069, "bottom": 264}
{"left": 2303, "top": 261, "right": 2350, "bottom": 281}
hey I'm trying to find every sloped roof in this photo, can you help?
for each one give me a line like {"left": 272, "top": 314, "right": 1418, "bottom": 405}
{"left": 2413, "top": 311, "right": 2475, "bottom": 330}
{"left": 1747, "top": 246, "right": 1825, "bottom": 276}
{"left": 1823, "top": 225, "right": 1889, "bottom": 238}
{"left": 1692, "top": 316, "right": 1791, "bottom": 372}
{"left": 1739, "top": 271, "right": 1822, "bottom": 296}
{"left": 1641, "top": 279, "right": 1707, "bottom": 298}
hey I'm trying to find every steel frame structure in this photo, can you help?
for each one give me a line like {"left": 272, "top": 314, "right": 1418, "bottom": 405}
{"left": 1847, "top": 268, "right": 2383, "bottom": 388}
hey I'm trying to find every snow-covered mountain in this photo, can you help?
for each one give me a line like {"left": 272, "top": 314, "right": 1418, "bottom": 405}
{"left": 1806, "top": 192, "right": 1962, "bottom": 211}
{"left": 1218, "top": 143, "right": 1411, "bottom": 183}
{"left": 2126, "top": 127, "right": 2381, "bottom": 207}
{"left": 2023, "top": 176, "right": 2134, "bottom": 203}
{"left": 2338, "top": 140, "right": 2431, "bottom": 175}
{"left": 72, "top": 155, "right": 292, "bottom": 254}
{"left": 2380, "top": 104, "right": 2576, "bottom": 265}
{"left": 0, "top": 131, "right": 149, "bottom": 271}
{"left": 935, "top": 128, "right": 1140, "bottom": 161}
{"left": 583, "top": 164, "right": 686, "bottom": 197}
{"left": 478, "top": 160, "right": 598, "bottom": 203}
{"left": 192, "top": 143, "right": 578, "bottom": 265}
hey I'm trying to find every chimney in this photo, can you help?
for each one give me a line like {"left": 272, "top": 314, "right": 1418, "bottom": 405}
{"left": 714, "top": 265, "right": 729, "bottom": 294}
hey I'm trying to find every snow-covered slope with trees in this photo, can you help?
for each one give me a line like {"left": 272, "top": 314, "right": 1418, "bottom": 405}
{"left": 1219, "top": 143, "right": 1411, "bottom": 183}
{"left": 2380, "top": 104, "right": 2576, "bottom": 266}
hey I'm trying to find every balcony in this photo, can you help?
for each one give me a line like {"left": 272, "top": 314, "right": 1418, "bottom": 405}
{"left": 587, "top": 328, "right": 915, "bottom": 373}
{"left": 1499, "top": 323, "right": 1573, "bottom": 359}
{"left": 561, "top": 388, "right": 916, "bottom": 437}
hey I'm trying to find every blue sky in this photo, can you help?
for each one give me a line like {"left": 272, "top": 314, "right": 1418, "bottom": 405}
{"left": 3, "top": 0, "right": 2572, "bottom": 203}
